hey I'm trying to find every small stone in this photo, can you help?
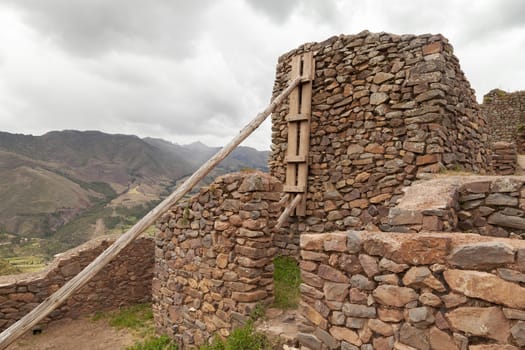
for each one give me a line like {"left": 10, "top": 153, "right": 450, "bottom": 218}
{"left": 429, "top": 326, "right": 458, "bottom": 350}
{"left": 323, "top": 282, "right": 349, "bottom": 302}
{"left": 318, "top": 264, "right": 350, "bottom": 283}
{"left": 358, "top": 254, "right": 380, "bottom": 277}
{"left": 368, "top": 319, "right": 393, "bottom": 336}
{"left": 330, "top": 326, "right": 362, "bottom": 346}
{"left": 342, "top": 303, "right": 376, "bottom": 318}
{"left": 511, "top": 321, "right": 525, "bottom": 346}
{"left": 373, "top": 72, "right": 395, "bottom": 84}
{"left": 485, "top": 193, "right": 518, "bottom": 206}
{"left": 441, "top": 293, "right": 467, "bottom": 308}
{"left": 370, "top": 92, "right": 389, "bottom": 105}
{"left": 503, "top": 308, "right": 525, "bottom": 320}
{"left": 297, "top": 333, "right": 322, "bottom": 350}
{"left": 399, "top": 323, "right": 429, "bottom": 350}
{"left": 379, "top": 258, "right": 409, "bottom": 273}
{"left": 419, "top": 292, "right": 441, "bottom": 307}
{"left": 408, "top": 306, "right": 435, "bottom": 327}
{"left": 373, "top": 285, "right": 419, "bottom": 307}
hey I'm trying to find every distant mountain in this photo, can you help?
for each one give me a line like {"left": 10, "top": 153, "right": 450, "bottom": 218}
{"left": 0, "top": 130, "right": 268, "bottom": 256}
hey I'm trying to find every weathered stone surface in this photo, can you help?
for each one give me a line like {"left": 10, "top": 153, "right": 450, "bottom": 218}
{"left": 402, "top": 266, "right": 445, "bottom": 291}
{"left": 314, "top": 327, "right": 339, "bottom": 349}
{"left": 342, "top": 303, "right": 376, "bottom": 318}
{"left": 485, "top": 193, "right": 518, "bottom": 206}
{"left": 511, "top": 321, "right": 525, "bottom": 346}
{"left": 368, "top": 318, "right": 393, "bottom": 336}
{"left": 447, "top": 242, "right": 515, "bottom": 269}
{"left": 408, "top": 306, "right": 435, "bottom": 327}
{"left": 497, "top": 268, "right": 525, "bottom": 283}
{"left": 428, "top": 327, "right": 458, "bottom": 350}
{"left": 373, "top": 285, "right": 418, "bottom": 307}
{"left": 297, "top": 333, "right": 322, "bottom": 350}
{"left": 488, "top": 212, "right": 525, "bottom": 230}
{"left": 399, "top": 323, "right": 429, "bottom": 350}
{"left": 330, "top": 326, "right": 362, "bottom": 346}
{"left": 469, "top": 345, "right": 518, "bottom": 350}
{"left": 358, "top": 254, "right": 380, "bottom": 277}
{"left": 444, "top": 269, "right": 525, "bottom": 308}
{"left": 503, "top": 307, "right": 525, "bottom": 320}
{"left": 318, "top": 264, "right": 350, "bottom": 283}
{"left": 323, "top": 282, "right": 349, "bottom": 302}
{"left": 445, "top": 307, "right": 510, "bottom": 342}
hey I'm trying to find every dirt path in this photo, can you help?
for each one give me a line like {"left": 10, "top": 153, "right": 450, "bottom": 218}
{"left": 6, "top": 316, "right": 138, "bottom": 350}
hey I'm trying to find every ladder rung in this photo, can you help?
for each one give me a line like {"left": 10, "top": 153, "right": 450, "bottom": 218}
{"left": 286, "top": 155, "right": 306, "bottom": 163}
{"left": 284, "top": 185, "right": 306, "bottom": 193}
{"left": 286, "top": 114, "right": 309, "bottom": 122}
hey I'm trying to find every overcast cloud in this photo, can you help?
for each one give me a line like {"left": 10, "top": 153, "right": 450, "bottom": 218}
{"left": 0, "top": 0, "right": 524, "bottom": 150}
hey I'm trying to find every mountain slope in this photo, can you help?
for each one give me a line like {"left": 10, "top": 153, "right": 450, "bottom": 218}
{"left": 0, "top": 130, "right": 268, "bottom": 256}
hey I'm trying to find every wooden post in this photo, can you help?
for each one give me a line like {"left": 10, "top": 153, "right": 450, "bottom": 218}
{"left": 0, "top": 76, "right": 302, "bottom": 350}
{"left": 275, "top": 193, "right": 304, "bottom": 230}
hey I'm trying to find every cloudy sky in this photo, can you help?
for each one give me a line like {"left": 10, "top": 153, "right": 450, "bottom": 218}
{"left": 0, "top": 1, "right": 524, "bottom": 150}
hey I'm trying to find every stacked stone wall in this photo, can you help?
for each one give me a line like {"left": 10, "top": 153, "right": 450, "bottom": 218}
{"left": 491, "top": 141, "right": 517, "bottom": 175}
{"left": 298, "top": 231, "right": 525, "bottom": 350}
{"left": 481, "top": 89, "right": 525, "bottom": 147}
{"left": 153, "top": 171, "right": 281, "bottom": 348}
{"left": 387, "top": 176, "right": 525, "bottom": 239}
{"left": 270, "top": 31, "right": 490, "bottom": 237}
{"left": 0, "top": 235, "right": 153, "bottom": 331}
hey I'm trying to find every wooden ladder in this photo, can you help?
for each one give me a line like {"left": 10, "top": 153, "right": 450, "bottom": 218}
{"left": 278, "top": 52, "right": 314, "bottom": 227}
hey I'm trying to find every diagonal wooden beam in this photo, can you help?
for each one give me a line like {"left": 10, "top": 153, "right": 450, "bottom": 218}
{"left": 0, "top": 76, "right": 302, "bottom": 350}
{"left": 275, "top": 193, "right": 304, "bottom": 230}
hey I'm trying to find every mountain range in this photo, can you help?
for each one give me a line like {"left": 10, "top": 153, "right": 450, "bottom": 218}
{"left": 0, "top": 130, "right": 268, "bottom": 256}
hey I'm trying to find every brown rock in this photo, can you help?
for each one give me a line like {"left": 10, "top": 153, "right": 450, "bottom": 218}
{"left": 329, "top": 326, "right": 362, "bottom": 346}
{"left": 323, "top": 282, "right": 349, "bottom": 302}
{"left": 428, "top": 327, "right": 457, "bottom": 350}
{"left": 440, "top": 293, "right": 467, "bottom": 308}
{"left": 231, "top": 290, "right": 267, "bottom": 302}
{"left": 402, "top": 266, "right": 445, "bottom": 291}
{"left": 469, "top": 345, "right": 518, "bottom": 350}
{"left": 445, "top": 306, "right": 509, "bottom": 342}
{"left": 378, "top": 307, "right": 404, "bottom": 322}
{"left": 318, "top": 264, "right": 350, "bottom": 283}
{"left": 373, "top": 285, "right": 418, "bottom": 307}
{"left": 358, "top": 254, "right": 380, "bottom": 277}
{"left": 301, "top": 234, "right": 325, "bottom": 250}
{"left": 373, "top": 336, "right": 394, "bottom": 350}
{"left": 399, "top": 323, "right": 429, "bottom": 350}
{"left": 300, "top": 301, "right": 328, "bottom": 329}
{"left": 511, "top": 321, "right": 525, "bottom": 346}
{"left": 368, "top": 319, "right": 393, "bottom": 336}
{"left": 422, "top": 42, "right": 442, "bottom": 55}
{"left": 447, "top": 242, "right": 515, "bottom": 269}
{"left": 216, "top": 253, "right": 228, "bottom": 269}
{"left": 444, "top": 269, "right": 525, "bottom": 309}
{"left": 324, "top": 233, "right": 347, "bottom": 252}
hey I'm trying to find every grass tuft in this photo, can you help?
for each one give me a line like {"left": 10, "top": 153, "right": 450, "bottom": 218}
{"left": 273, "top": 256, "right": 301, "bottom": 309}
{"left": 199, "top": 321, "right": 271, "bottom": 350}
{"left": 108, "top": 303, "right": 153, "bottom": 330}
{"left": 125, "top": 335, "right": 177, "bottom": 350}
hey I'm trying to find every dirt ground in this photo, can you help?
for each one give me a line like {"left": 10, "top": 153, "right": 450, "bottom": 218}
{"left": 6, "top": 316, "right": 139, "bottom": 350}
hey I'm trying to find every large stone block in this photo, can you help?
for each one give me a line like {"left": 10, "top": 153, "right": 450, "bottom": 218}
{"left": 445, "top": 306, "right": 509, "bottom": 342}
{"left": 447, "top": 242, "right": 515, "bottom": 269}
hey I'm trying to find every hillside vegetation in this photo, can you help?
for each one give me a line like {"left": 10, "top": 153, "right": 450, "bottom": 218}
{"left": 0, "top": 130, "right": 268, "bottom": 263}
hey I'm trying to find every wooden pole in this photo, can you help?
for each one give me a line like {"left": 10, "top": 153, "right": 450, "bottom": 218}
{"left": 275, "top": 193, "right": 304, "bottom": 230}
{"left": 0, "top": 77, "right": 301, "bottom": 350}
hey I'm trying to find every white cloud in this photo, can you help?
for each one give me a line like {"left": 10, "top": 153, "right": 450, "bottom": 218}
{"left": 0, "top": 0, "right": 524, "bottom": 149}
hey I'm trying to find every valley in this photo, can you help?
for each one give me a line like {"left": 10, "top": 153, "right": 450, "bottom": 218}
{"left": 0, "top": 130, "right": 268, "bottom": 274}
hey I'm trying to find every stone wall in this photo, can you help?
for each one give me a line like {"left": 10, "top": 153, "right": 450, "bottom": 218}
{"left": 0, "top": 235, "right": 153, "bottom": 331}
{"left": 387, "top": 175, "right": 525, "bottom": 238}
{"left": 270, "top": 31, "right": 490, "bottom": 237}
{"left": 153, "top": 171, "right": 281, "bottom": 348}
{"left": 298, "top": 231, "right": 525, "bottom": 350}
{"left": 481, "top": 89, "right": 525, "bottom": 146}
{"left": 491, "top": 142, "right": 517, "bottom": 175}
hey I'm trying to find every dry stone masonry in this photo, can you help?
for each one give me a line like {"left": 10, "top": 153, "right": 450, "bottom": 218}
{"left": 386, "top": 176, "right": 525, "bottom": 238}
{"left": 481, "top": 89, "right": 525, "bottom": 148}
{"left": 491, "top": 141, "right": 517, "bottom": 175}
{"left": 153, "top": 171, "right": 281, "bottom": 348}
{"left": 298, "top": 231, "right": 525, "bottom": 349}
{"left": 270, "top": 31, "right": 490, "bottom": 242}
{"left": 0, "top": 235, "right": 153, "bottom": 331}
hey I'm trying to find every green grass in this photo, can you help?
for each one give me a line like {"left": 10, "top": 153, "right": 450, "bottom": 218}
{"left": 125, "top": 335, "right": 177, "bottom": 350}
{"left": 273, "top": 256, "right": 301, "bottom": 309}
{"left": 93, "top": 303, "right": 178, "bottom": 350}
{"left": 199, "top": 322, "right": 271, "bottom": 350}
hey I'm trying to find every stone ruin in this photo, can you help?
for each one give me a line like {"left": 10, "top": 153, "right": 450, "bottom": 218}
{"left": 3, "top": 31, "right": 525, "bottom": 350}
{"left": 152, "top": 31, "right": 525, "bottom": 349}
